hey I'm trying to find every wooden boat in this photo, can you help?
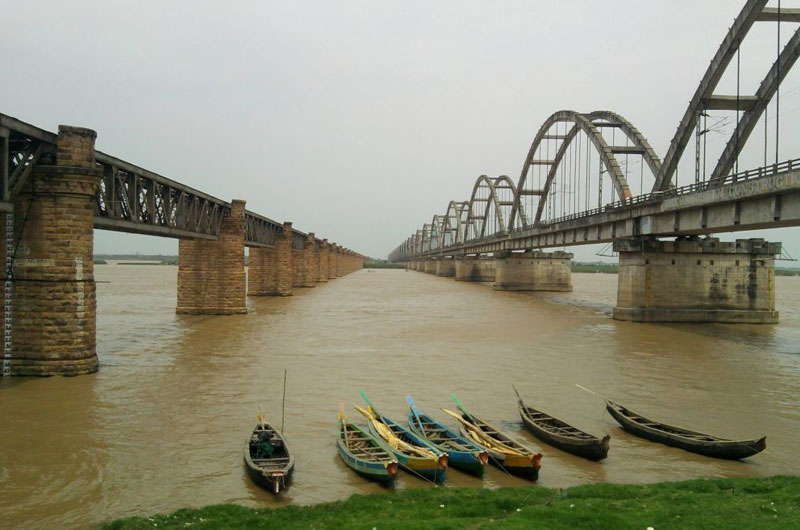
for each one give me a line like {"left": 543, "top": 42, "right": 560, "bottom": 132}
{"left": 606, "top": 400, "right": 766, "bottom": 460}
{"left": 514, "top": 385, "right": 610, "bottom": 461}
{"left": 243, "top": 422, "right": 295, "bottom": 494}
{"left": 444, "top": 395, "right": 542, "bottom": 480}
{"left": 406, "top": 396, "right": 488, "bottom": 476}
{"left": 337, "top": 411, "right": 398, "bottom": 483}
{"left": 355, "top": 391, "right": 448, "bottom": 483}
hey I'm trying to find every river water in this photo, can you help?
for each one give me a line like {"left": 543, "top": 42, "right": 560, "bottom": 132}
{"left": 1, "top": 266, "right": 799, "bottom": 528}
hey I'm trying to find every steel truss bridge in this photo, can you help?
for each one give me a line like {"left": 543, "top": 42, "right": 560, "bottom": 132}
{"left": 0, "top": 115, "right": 345, "bottom": 255}
{"left": 390, "top": 0, "right": 800, "bottom": 261}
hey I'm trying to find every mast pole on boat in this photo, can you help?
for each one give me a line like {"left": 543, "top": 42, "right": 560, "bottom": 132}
{"left": 281, "top": 369, "right": 287, "bottom": 434}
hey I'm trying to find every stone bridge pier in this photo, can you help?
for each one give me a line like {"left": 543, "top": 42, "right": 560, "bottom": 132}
{"left": 177, "top": 200, "right": 248, "bottom": 312}
{"left": 6, "top": 125, "right": 102, "bottom": 375}
{"left": 613, "top": 237, "right": 780, "bottom": 323}
{"left": 493, "top": 250, "right": 573, "bottom": 292}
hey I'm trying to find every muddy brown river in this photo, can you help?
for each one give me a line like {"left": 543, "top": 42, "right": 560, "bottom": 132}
{"left": 1, "top": 266, "right": 799, "bottom": 528}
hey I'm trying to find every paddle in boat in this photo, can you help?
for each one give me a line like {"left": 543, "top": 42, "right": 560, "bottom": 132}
{"left": 605, "top": 399, "right": 766, "bottom": 460}
{"left": 443, "top": 395, "right": 542, "bottom": 480}
{"left": 337, "top": 408, "right": 398, "bottom": 484}
{"left": 355, "top": 390, "right": 448, "bottom": 483}
{"left": 244, "top": 419, "right": 294, "bottom": 494}
{"left": 513, "top": 385, "right": 610, "bottom": 461}
{"left": 406, "top": 395, "right": 488, "bottom": 476}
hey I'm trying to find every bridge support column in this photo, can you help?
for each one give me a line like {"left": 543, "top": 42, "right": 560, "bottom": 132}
{"left": 303, "top": 233, "right": 317, "bottom": 287}
{"left": 435, "top": 258, "right": 455, "bottom": 277}
{"left": 336, "top": 247, "right": 343, "bottom": 277}
{"left": 454, "top": 257, "right": 478, "bottom": 281}
{"left": 613, "top": 238, "right": 780, "bottom": 323}
{"left": 424, "top": 260, "right": 437, "bottom": 274}
{"left": 275, "top": 222, "right": 294, "bottom": 295}
{"left": 247, "top": 246, "right": 277, "bottom": 295}
{"left": 292, "top": 246, "right": 305, "bottom": 288}
{"left": 177, "top": 199, "right": 247, "bottom": 314}
{"left": 328, "top": 244, "right": 337, "bottom": 279}
{"left": 8, "top": 125, "right": 101, "bottom": 376}
{"left": 494, "top": 250, "right": 573, "bottom": 292}
{"left": 317, "top": 239, "right": 329, "bottom": 283}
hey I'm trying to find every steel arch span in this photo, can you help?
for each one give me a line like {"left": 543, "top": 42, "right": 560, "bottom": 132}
{"left": 509, "top": 110, "right": 662, "bottom": 231}
{"left": 656, "top": 0, "right": 800, "bottom": 190}
{"left": 390, "top": 0, "right": 800, "bottom": 262}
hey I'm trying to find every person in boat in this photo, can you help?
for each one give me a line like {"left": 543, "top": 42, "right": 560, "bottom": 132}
{"left": 251, "top": 429, "right": 277, "bottom": 458}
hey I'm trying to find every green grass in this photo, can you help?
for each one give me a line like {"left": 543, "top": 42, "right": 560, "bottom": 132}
{"left": 572, "top": 263, "right": 618, "bottom": 274}
{"left": 365, "top": 259, "right": 406, "bottom": 269}
{"left": 102, "top": 476, "right": 800, "bottom": 529}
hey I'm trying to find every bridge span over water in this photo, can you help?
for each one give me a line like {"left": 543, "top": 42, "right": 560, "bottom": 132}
{"left": 0, "top": 117, "right": 364, "bottom": 377}
{"left": 391, "top": 0, "right": 800, "bottom": 326}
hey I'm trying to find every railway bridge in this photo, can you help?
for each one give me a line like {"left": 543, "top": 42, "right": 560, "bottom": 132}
{"left": 391, "top": 0, "right": 800, "bottom": 325}
{"left": 0, "top": 117, "right": 364, "bottom": 377}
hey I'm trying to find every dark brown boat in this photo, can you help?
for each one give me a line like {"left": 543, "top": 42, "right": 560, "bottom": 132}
{"left": 514, "top": 386, "right": 610, "bottom": 461}
{"left": 244, "top": 422, "right": 295, "bottom": 494}
{"left": 606, "top": 400, "right": 766, "bottom": 460}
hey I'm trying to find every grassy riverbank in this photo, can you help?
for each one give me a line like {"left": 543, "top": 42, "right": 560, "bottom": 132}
{"left": 102, "top": 476, "right": 798, "bottom": 529}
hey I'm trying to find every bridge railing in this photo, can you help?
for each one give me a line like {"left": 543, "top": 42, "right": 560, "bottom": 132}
{"left": 512, "top": 158, "right": 800, "bottom": 233}
{"left": 396, "top": 158, "right": 800, "bottom": 259}
{"left": 94, "top": 151, "right": 229, "bottom": 239}
{"left": 1, "top": 112, "right": 342, "bottom": 252}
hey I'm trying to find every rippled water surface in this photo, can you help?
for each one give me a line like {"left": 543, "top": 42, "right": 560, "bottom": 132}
{"left": 1, "top": 266, "right": 799, "bottom": 528}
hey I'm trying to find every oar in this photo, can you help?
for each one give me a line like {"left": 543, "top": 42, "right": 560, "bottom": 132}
{"left": 338, "top": 402, "right": 349, "bottom": 446}
{"left": 281, "top": 369, "right": 288, "bottom": 434}
{"left": 575, "top": 384, "right": 615, "bottom": 404}
{"left": 406, "top": 395, "right": 426, "bottom": 433}
{"left": 512, "top": 384, "right": 523, "bottom": 404}
{"left": 440, "top": 408, "right": 525, "bottom": 456}
{"left": 450, "top": 394, "right": 473, "bottom": 420}
{"left": 359, "top": 389, "right": 380, "bottom": 416}
{"left": 441, "top": 408, "right": 525, "bottom": 457}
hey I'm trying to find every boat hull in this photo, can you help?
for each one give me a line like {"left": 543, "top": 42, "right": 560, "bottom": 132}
{"left": 519, "top": 405, "right": 609, "bottom": 461}
{"left": 336, "top": 439, "right": 396, "bottom": 484}
{"left": 407, "top": 411, "right": 486, "bottom": 476}
{"left": 458, "top": 424, "right": 541, "bottom": 481}
{"left": 243, "top": 424, "right": 294, "bottom": 494}
{"left": 366, "top": 420, "right": 447, "bottom": 483}
{"left": 606, "top": 403, "right": 766, "bottom": 460}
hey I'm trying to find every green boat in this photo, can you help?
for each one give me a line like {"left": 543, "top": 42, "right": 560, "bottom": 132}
{"left": 336, "top": 411, "right": 398, "bottom": 483}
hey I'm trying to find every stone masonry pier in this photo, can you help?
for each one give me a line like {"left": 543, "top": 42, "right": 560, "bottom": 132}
{"left": 0, "top": 120, "right": 365, "bottom": 377}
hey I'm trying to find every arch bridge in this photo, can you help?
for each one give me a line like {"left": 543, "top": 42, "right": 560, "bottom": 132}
{"left": 393, "top": 0, "right": 800, "bottom": 325}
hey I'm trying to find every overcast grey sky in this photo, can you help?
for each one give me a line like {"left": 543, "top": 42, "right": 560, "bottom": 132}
{"left": 3, "top": 1, "right": 799, "bottom": 261}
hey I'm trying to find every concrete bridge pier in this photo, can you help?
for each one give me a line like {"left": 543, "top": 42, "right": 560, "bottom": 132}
{"left": 435, "top": 258, "right": 455, "bottom": 277}
{"left": 494, "top": 250, "right": 573, "bottom": 292}
{"left": 455, "top": 256, "right": 495, "bottom": 282}
{"left": 177, "top": 200, "right": 248, "bottom": 313}
{"left": 613, "top": 237, "right": 780, "bottom": 323}
{"left": 7, "top": 125, "right": 102, "bottom": 375}
{"left": 424, "top": 260, "right": 437, "bottom": 274}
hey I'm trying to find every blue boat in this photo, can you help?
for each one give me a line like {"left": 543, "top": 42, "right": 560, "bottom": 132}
{"left": 355, "top": 391, "right": 448, "bottom": 483}
{"left": 336, "top": 411, "right": 398, "bottom": 484}
{"left": 406, "top": 396, "right": 488, "bottom": 476}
